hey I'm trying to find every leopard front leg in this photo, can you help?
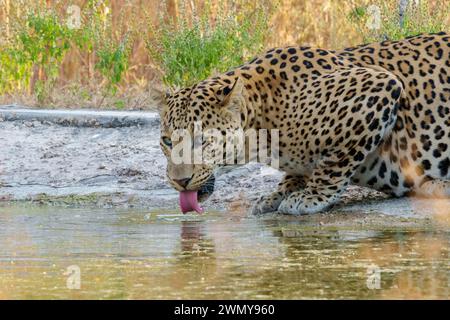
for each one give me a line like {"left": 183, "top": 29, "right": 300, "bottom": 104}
{"left": 277, "top": 163, "right": 351, "bottom": 215}
{"left": 278, "top": 70, "right": 403, "bottom": 215}
{"left": 278, "top": 137, "right": 395, "bottom": 215}
{"left": 252, "top": 174, "right": 306, "bottom": 215}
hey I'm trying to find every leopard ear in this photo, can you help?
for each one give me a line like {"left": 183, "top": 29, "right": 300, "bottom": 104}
{"left": 216, "top": 78, "right": 245, "bottom": 120}
{"left": 151, "top": 83, "right": 170, "bottom": 114}
{"left": 215, "top": 77, "right": 244, "bottom": 105}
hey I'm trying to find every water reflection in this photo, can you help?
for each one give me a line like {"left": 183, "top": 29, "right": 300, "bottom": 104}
{"left": 268, "top": 225, "right": 449, "bottom": 299}
{"left": 0, "top": 204, "right": 448, "bottom": 299}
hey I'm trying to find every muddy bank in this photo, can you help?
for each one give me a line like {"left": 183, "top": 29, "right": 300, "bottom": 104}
{"left": 0, "top": 106, "right": 287, "bottom": 209}
{"left": 1, "top": 106, "right": 449, "bottom": 228}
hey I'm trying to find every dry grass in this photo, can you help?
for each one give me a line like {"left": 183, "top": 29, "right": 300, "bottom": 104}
{"left": 0, "top": 0, "right": 448, "bottom": 109}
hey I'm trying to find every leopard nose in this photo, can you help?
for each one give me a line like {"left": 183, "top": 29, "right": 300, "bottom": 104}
{"left": 174, "top": 178, "right": 191, "bottom": 188}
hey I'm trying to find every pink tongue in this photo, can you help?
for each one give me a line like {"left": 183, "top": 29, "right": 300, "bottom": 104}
{"left": 179, "top": 191, "right": 204, "bottom": 214}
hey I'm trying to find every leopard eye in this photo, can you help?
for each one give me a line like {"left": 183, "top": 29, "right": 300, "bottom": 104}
{"left": 162, "top": 137, "right": 172, "bottom": 148}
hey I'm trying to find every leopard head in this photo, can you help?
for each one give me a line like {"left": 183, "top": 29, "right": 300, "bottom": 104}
{"left": 156, "top": 77, "right": 247, "bottom": 201}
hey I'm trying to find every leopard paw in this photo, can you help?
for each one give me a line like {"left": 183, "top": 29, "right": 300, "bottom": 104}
{"left": 278, "top": 191, "right": 337, "bottom": 215}
{"left": 251, "top": 192, "right": 285, "bottom": 215}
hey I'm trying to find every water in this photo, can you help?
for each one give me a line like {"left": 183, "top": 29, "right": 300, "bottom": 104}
{"left": 0, "top": 204, "right": 448, "bottom": 299}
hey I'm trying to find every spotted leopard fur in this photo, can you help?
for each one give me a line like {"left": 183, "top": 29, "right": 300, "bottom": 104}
{"left": 159, "top": 32, "right": 450, "bottom": 215}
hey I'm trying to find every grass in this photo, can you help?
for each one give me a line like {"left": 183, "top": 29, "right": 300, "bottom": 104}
{"left": 146, "top": 0, "right": 272, "bottom": 87}
{"left": 0, "top": 1, "right": 135, "bottom": 107}
{"left": 0, "top": 0, "right": 448, "bottom": 109}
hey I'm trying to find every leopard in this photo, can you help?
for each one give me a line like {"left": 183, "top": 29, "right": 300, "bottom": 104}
{"left": 157, "top": 32, "right": 450, "bottom": 215}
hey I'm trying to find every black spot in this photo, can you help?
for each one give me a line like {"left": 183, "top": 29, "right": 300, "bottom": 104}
{"left": 222, "top": 87, "right": 231, "bottom": 95}
{"left": 369, "top": 119, "right": 379, "bottom": 131}
{"left": 354, "top": 151, "right": 365, "bottom": 162}
{"left": 420, "top": 134, "right": 432, "bottom": 151}
{"left": 367, "top": 176, "right": 377, "bottom": 186}
{"left": 433, "top": 149, "right": 442, "bottom": 158}
{"left": 390, "top": 171, "right": 399, "bottom": 187}
{"left": 386, "top": 79, "right": 397, "bottom": 90}
{"left": 438, "top": 158, "right": 450, "bottom": 177}
{"left": 291, "top": 65, "right": 301, "bottom": 72}
{"left": 378, "top": 161, "right": 387, "bottom": 178}
{"left": 438, "top": 143, "right": 448, "bottom": 153}
{"left": 422, "top": 159, "right": 432, "bottom": 170}
{"left": 382, "top": 108, "right": 391, "bottom": 122}
{"left": 391, "top": 87, "right": 401, "bottom": 100}
{"left": 365, "top": 111, "right": 375, "bottom": 123}
{"left": 303, "top": 60, "right": 313, "bottom": 69}
{"left": 361, "top": 55, "right": 375, "bottom": 64}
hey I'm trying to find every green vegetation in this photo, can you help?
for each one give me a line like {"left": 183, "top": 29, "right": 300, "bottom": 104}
{"left": 0, "top": 1, "right": 132, "bottom": 104}
{"left": 85, "top": 0, "right": 132, "bottom": 94}
{"left": 0, "top": 0, "right": 448, "bottom": 108}
{"left": 145, "top": 1, "right": 271, "bottom": 87}
{"left": 0, "top": 9, "right": 74, "bottom": 101}
{"left": 21, "top": 10, "right": 75, "bottom": 102}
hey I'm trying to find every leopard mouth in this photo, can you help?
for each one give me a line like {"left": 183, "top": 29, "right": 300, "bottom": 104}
{"left": 197, "top": 175, "right": 216, "bottom": 202}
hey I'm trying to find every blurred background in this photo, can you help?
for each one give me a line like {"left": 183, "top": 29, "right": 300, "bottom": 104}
{"left": 0, "top": 0, "right": 448, "bottom": 109}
